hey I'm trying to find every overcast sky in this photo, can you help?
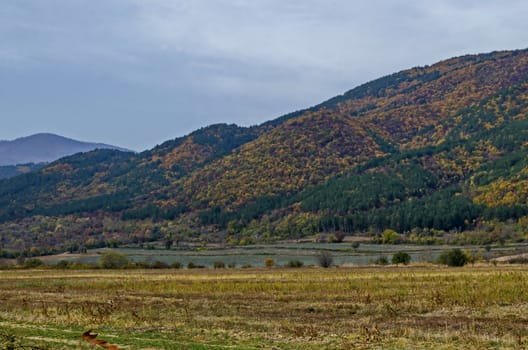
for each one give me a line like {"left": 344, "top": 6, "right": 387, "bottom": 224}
{"left": 1, "top": 1, "right": 528, "bottom": 151}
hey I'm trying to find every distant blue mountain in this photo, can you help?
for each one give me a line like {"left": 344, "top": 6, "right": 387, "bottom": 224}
{"left": 0, "top": 133, "right": 131, "bottom": 166}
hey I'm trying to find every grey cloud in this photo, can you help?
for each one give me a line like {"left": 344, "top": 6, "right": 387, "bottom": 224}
{"left": 1, "top": 1, "right": 528, "bottom": 150}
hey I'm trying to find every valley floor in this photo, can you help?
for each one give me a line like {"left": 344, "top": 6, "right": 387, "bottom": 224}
{"left": 0, "top": 266, "right": 527, "bottom": 349}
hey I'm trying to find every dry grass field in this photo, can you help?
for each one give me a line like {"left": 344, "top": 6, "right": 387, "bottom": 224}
{"left": 1, "top": 265, "right": 528, "bottom": 349}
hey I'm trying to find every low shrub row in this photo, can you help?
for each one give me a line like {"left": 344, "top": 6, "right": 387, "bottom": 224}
{"left": 0, "top": 249, "right": 486, "bottom": 270}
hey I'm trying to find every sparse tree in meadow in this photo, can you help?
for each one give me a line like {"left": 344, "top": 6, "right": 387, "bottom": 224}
{"left": 382, "top": 229, "right": 401, "bottom": 244}
{"left": 374, "top": 256, "right": 389, "bottom": 265}
{"left": 317, "top": 251, "right": 333, "bottom": 268}
{"left": 332, "top": 232, "right": 346, "bottom": 243}
{"left": 437, "top": 248, "right": 468, "bottom": 267}
{"left": 392, "top": 251, "right": 411, "bottom": 265}
{"left": 99, "top": 250, "right": 129, "bottom": 269}
{"left": 264, "top": 258, "right": 275, "bottom": 268}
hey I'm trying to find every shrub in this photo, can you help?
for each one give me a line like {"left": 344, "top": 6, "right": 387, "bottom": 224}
{"left": 214, "top": 261, "right": 226, "bottom": 269}
{"left": 382, "top": 229, "right": 401, "bottom": 244}
{"left": 438, "top": 249, "right": 468, "bottom": 267}
{"left": 316, "top": 251, "right": 333, "bottom": 268}
{"left": 171, "top": 262, "right": 182, "bottom": 269}
{"left": 315, "top": 233, "right": 328, "bottom": 243}
{"left": 135, "top": 260, "right": 151, "bottom": 268}
{"left": 99, "top": 250, "right": 129, "bottom": 269}
{"left": 508, "top": 256, "right": 528, "bottom": 264}
{"left": 392, "top": 252, "right": 411, "bottom": 265}
{"left": 374, "top": 256, "right": 389, "bottom": 265}
{"left": 23, "top": 258, "right": 43, "bottom": 269}
{"left": 186, "top": 262, "right": 205, "bottom": 269}
{"left": 70, "top": 262, "right": 97, "bottom": 269}
{"left": 287, "top": 260, "right": 304, "bottom": 268}
{"left": 151, "top": 260, "right": 170, "bottom": 269}
{"left": 464, "top": 250, "right": 476, "bottom": 265}
{"left": 330, "top": 232, "right": 345, "bottom": 243}
{"left": 227, "top": 262, "right": 236, "bottom": 268}
{"left": 55, "top": 260, "right": 71, "bottom": 269}
{"left": 351, "top": 242, "right": 361, "bottom": 249}
{"left": 264, "top": 258, "right": 275, "bottom": 268}
{"left": 0, "top": 332, "right": 19, "bottom": 350}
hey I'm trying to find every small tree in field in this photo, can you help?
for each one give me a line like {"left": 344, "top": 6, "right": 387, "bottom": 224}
{"left": 332, "top": 232, "right": 346, "bottom": 243}
{"left": 392, "top": 252, "right": 411, "bottom": 265}
{"left": 382, "top": 229, "right": 401, "bottom": 244}
{"left": 317, "top": 251, "right": 333, "bottom": 268}
{"left": 438, "top": 249, "right": 468, "bottom": 267}
{"left": 374, "top": 256, "right": 389, "bottom": 265}
{"left": 99, "top": 250, "right": 129, "bottom": 269}
{"left": 264, "top": 258, "right": 275, "bottom": 268}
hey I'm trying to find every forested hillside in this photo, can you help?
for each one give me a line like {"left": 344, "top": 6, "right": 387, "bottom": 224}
{"left": 2, "top": 49, "right": 528, "bottom": 254}
{"left": 0, "top": 163, "right": 43, "bottom": 180}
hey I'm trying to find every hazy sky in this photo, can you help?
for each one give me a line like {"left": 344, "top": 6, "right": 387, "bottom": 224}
{"left": 2, "top": 1, "right": 528, "bottom": 151}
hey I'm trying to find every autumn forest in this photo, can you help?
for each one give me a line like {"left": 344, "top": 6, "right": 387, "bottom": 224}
{"left": 2, "top": 49, "right": 528, "bottom": 257}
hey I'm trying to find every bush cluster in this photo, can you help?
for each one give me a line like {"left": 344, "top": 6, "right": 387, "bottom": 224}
{"left": 392, "top": 252, "right": 411, "bottom": 265}
{"left": 374, "top": 256, "right": 389, "bottom": 265}
{"left": 6, "top": 248, "right": 485, "bottom": 270}
{"left": 287, "top": 260, "right": 304, "bottom": 268}
{"left": 437, "top": 249, "right": 468, "bottom": 267}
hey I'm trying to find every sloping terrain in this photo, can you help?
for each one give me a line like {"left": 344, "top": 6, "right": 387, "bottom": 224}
{"left": 174, "top": 50, "right": 528, "bottom": 211}
{"left": 0, "top": 163, "right": 44, "bottom": 180}
{"left": 1, "top": 49, "right": 528, "bottom": 252}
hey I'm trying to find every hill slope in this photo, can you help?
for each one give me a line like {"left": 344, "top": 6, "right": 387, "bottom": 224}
{"left": 172, "top": 49, "right": 528, "bottom": 210}
{"left": 0, "top": 163, "right": 44, "bottom": 180}
{"left": 1, "top": 49, "right": 528, "bottom": 253}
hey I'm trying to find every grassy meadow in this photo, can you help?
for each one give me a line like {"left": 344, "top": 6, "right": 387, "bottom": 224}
{"left": 1, "top": 266, "right": 528, "bottom": 349}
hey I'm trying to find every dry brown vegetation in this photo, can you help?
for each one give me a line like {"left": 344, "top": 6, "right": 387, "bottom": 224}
{"left": 0, "top": 266, "right": 528, "bottom": 349}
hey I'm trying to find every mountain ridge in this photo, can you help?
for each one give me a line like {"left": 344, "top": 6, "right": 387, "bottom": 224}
{"left": 0, "top": 133, "right": 131, "bottom": 167}
{"left": 2, "top": 48, "right": 528, "bottom": 253}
